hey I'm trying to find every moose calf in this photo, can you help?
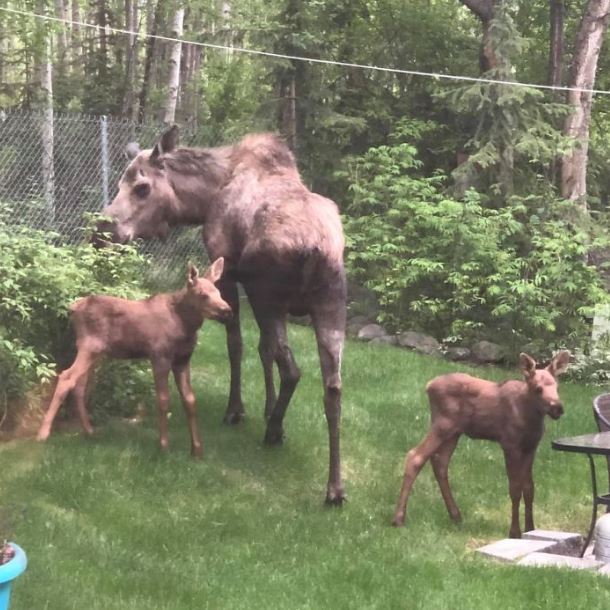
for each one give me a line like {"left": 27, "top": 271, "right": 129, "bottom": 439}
{"left": 392, "top": 351, "right": 570, "bottom": 538}
{"left": 37, "top": 258, "right": 232, "bottom": 456}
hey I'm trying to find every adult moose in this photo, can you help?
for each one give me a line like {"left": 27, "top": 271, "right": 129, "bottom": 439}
{"left": 96, "top": 127, "right": 347, "bottom": 504}
{"left": 392, "top": 351, "right": 570, "bottom": 538}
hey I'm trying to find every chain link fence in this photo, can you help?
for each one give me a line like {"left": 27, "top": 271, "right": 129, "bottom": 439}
{"left": 0, "top": 109, "right": 210, "bottom": 287}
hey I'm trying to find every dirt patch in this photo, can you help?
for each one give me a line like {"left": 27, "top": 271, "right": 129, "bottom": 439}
{"left": 0, "top": 383, "right": 51, "bottom": 442}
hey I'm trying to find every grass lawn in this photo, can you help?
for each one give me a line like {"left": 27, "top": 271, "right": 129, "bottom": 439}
{"left": 2, "top": 309, "right": 610, "bottom": 609}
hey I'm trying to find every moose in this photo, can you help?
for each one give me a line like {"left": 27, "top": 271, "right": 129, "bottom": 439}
{"left": 95, "top": 127, "right": 347, "bottom": 504}
{"left": 392, "top": 351, "right": 570, "bottom": 538}
{"left": 37, "top": 259, "right": 232, "bottom": 456}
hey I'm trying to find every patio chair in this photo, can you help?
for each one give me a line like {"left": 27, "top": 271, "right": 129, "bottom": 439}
{"left": 593, "top": 393, "right": 610, "bottom": 511}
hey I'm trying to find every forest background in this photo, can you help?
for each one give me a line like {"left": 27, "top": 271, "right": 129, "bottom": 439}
{"left": 3, "top": 0, "right": 610, "bottom": 413}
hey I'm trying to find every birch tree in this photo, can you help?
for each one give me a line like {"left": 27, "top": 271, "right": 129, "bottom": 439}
{"left": 36, "top": 2, "right": 55, "bottom": 224}
{"left": 561, "top": 0, "right": 610, "bottom": 206}
{"left": 163, "top": 6, "right": 184, "bottom": 125}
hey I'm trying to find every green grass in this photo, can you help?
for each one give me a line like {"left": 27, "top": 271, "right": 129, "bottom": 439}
{"left": 2, "top": 310, "right": 610, "bottom": 609}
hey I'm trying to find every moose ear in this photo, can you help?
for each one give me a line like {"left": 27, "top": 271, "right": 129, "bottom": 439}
{"left": 518, "top": 353, "right": 537, "bottom": 378}
{"left": 151, "top": 125, "right": 179, "bottom": 162}
{"left": 187, "top": 263, "right": 199, "bottom": 287}
{"left": 548, "top": 350, "right": 570, "bottom": 378}
{"left": 205, "top": 257, "right": 225, "bottom": 284}
{"left": 125, "top": 141, "right": 141, "bottom": 160}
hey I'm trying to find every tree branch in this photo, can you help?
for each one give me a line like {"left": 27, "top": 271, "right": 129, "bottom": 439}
{"left": 459, "top": 0, "right": 494, "bottom": 22}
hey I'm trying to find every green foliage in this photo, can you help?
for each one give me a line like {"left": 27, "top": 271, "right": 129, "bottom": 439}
{"left": 0, "top": 207, "right": 153, "bottom": 424}
{"left": 343, "top": 130, "right": 609, "bottom": 353}
{"left": 437, "top": 2, "right": 571, "bottom": 200}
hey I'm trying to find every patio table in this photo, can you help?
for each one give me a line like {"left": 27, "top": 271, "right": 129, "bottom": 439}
{"left": 552, "top": 431, "right": 610, "bottom": 557}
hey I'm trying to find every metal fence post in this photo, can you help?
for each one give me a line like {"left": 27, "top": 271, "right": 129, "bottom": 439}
{"left": 100, "top": 115, "right": 109, "bottom": 207}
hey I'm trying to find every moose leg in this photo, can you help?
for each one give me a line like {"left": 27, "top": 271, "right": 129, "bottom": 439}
{"left": 522, "top": 450, "right": 536, "bottom": 533}
{"left": 218, "top": 278, "right": 245, "bottom": 425}
{"left": 258, "top": 332, "right": 277, "bottom": 420}
{"left": 312, "top": 305, "right": 346, "bottom": 506}
{"left": 72, "top": 366, "right": 95, "bottom": 437}
{"left": 152, "top": 359, "right": 172, "bottom": 452}
{"left": 393, "top": 428, "right": 449, "bottom": 526}
{"left": 259, "top": 314, "right": 301, "bottom": 445}
{"left": 503, "top": 448, "right": 527, "bottom": 538}
{"left": 431, "top": 434, "right": 462, "bottom": 523}
{"left": 37, "top": 350, "right": 96, "bottom": 441}
{"left": 173, "top": 361, "right": 203, "bottom": 458}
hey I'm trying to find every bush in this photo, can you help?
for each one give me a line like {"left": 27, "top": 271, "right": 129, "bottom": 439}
{"left": 342, "top": 136, "right": 609, "bottom": 356}
{"left": 0, "top": 208, "right": 154, "bottom": 428}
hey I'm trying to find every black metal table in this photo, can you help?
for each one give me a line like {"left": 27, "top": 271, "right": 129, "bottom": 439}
{"left": 552, "top": 431, "right": 610, "bottom": 557}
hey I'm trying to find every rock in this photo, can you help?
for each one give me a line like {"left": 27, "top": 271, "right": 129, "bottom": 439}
{"left": 476, "top": 538, "right": 557, "bottom": 562}
{"left": 472, "top": 340, "right": 503, "bottom": 363}
{"left": 370, "top": 335, "right": 398, "bottom": 346}
{"left": 397, "top": 331, "right": 441, "bottom": 356}
{"left": 444, "top": 347, "right": 471, "bottom": 362}
{"left": 357, "top": 324, "right": 387, "bottom": 341}
{"left": 346, "top": 314, "right": 369, "bottom": 337}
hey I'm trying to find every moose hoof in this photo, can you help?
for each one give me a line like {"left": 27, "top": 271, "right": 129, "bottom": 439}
{"left": 509, "top": 530, "right": 522, "bottom": 539}
{"left": 325, "top": 489, "right": 347, "bottom": 507}
{"left": 392, "top": 514, "right": 406, "bottom": 527}
{"left": 223, "top": 411, "right": 245, "bottom": 425}
{"left": 263, "top": 426, "right": 284, "bottom": 445}
{"left": 450, "top": 511, "right": 462, "bottom": 524}
{"left": 191, "top": 446, "right": 203, "bottom": 459}
{"left": 36, "top": 429, "right": 50, "bottom": 442}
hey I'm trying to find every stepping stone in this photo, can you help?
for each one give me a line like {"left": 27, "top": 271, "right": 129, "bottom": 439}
{"left": 476, "top": 538, "right": 556, "bottom": 562}
{"left": 518, "top": 552, "right": 603, "bottom": 571}
{"left": 523, "top": 530, "right": 584, "bottom": 555}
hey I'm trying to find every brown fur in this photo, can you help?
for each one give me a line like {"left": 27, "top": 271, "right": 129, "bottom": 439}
{"left": 36, "top": 260, "right": 232, "bottom": 457}
{"left": 392, "top": 351, "right": 570, "bottom": 538}
{"left": 97, "top": 127, "right": 347, "bottom": 504}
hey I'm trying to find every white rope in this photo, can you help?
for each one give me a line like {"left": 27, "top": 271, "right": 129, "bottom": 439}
{"left": 3, "top": 5, "right": 610, "bottom": 97}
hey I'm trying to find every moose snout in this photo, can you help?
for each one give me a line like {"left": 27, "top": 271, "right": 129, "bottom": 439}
{"left": 549, "top": 402, "right": 564, "bottom": 420}
{"left": 215, "top": 305, "right": 233, "bottom": 323}
{"left": 92, "top": 218, "right": 124, "bottom": 247}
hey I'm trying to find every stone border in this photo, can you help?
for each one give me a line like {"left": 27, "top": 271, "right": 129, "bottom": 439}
{"left": 476, "top": 530, "right": 610, "bottom": 574}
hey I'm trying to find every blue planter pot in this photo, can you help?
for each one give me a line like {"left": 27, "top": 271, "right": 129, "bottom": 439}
{"left": 0, "top": 544, "right": 27, "bottom": 610}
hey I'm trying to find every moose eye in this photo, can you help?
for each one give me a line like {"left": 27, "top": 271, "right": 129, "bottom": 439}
{"left": 133, "top": 182, "right": 150, "bottom": 199}
{"left": 535, "top": 386, "right": 543, "bottom": 394}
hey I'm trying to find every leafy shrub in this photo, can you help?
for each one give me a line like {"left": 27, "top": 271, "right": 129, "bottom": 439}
{"left": 342, "top": 136, "right": 609, "bottom": 355}
{"left": 0, "top": 207, "right": 154, "bottom": 428}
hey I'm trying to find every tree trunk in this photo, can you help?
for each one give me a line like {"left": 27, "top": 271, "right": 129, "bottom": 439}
{"left": 222, "top": 2, "right": 233, "bottom": 58}
{"left": 121, "top": 0, "right": 138, "bottom": 119}
{"left": 96, "top": 0, "right": 108, "bottom": 82}
{"left": 0, "top": 18, "right": 5, "bottom": 86}
{"left": 138, "top": 0, "right": 162, "bottom": 122}
{"left": 163, "top": 7, "right": 184, "bottom": 125}
{"left": 561, "top": 0, "right": 610, "bottom": 206}
{"left": 37, "top": 3, "right": 55, "bottom": 225}
{"left": 54, "top": 0, "right": 69, "bottom": 67}
{"left": 548, "top": 0, "right": 565, "bottom": 88}
{"left": 277, "top": 74, "right": 297, "bottom": 150}
{"left": 459, "top": 0, "right": 498, "bottom": 72}
{"left": 71, "top": 0, "right": 82, "bottom": 74}
{"left": 181, "top": 7, "right": 204, "bottom": 128}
